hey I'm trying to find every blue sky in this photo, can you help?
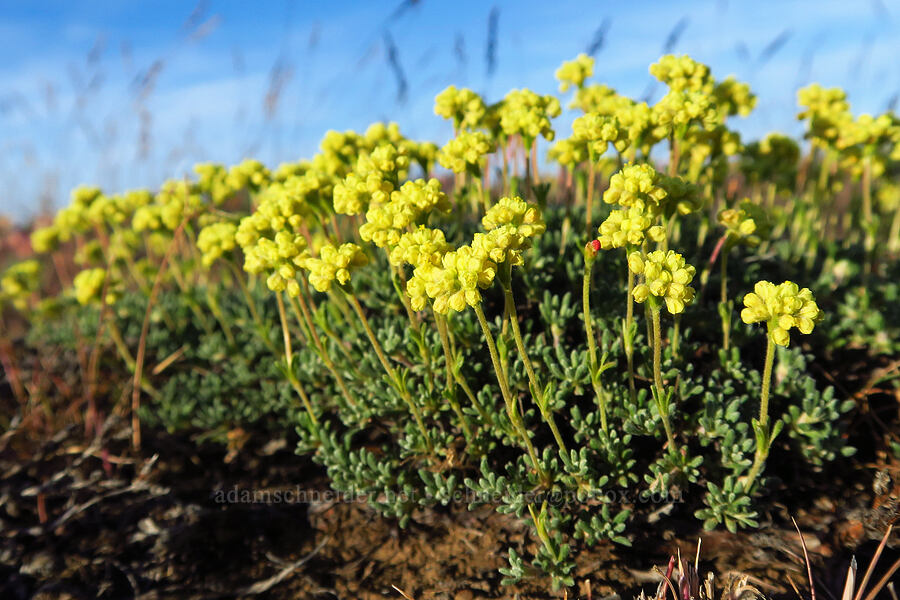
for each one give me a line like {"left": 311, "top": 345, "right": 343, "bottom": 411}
{"left": 1, "top": 0, "right": 898, "bottom": 222}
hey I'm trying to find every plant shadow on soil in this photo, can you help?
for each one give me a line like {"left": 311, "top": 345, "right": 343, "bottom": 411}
{"left": 1, "top": 397, "right": 898, "bottom": 600}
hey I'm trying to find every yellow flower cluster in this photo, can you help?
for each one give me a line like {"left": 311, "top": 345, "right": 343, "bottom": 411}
{"left": 243, "top": 231, "right": 309, "bottom": 296}
{"left": 796, "top": 84, "right": 851, "bottom": 148}
{"left": 718, "top": 200, "right": 771, "bottom": 248}
{"left": 30, "top": 186, "right": 164, "bottom": 252}
{"left": 437, "top": 130, "right": 495, "bottom": 175}
{"left": 547, "top": 138, "right": 588, "bottom": 167}
{"left": 740, "top": 281, "right": 822, "bottom": 346}
{"left": 359, "top": 178, "right": 449, "bottom": 248}
{"left": 407, "top": 245, "right": 497, "bottom": 314}
{"left": 404, "top": 198, "right": 545, "bottom": 313}
{"left": 555, "top": 53, "right": 595, "bottom": 92}
{"left": 235, "top": 180, "right": 310, "bottom": 249}
{"left": 194, "top": 163, "right": 235, "bottom": 205}
{"left": 389, "top": 227, "right": 452, "bottom": 267}
{"left": 197, "top": 222, "right": 239, "bottom": 268}
{"left": 481, "top": 196, "right": 546, "bottom": 237}
{"left": 570, "top": 83, "right": 622, "bottom": 113}
{"left": 602, "top": 163, "right": 668, "bottom": 212}
{"left": 835, "top": 113, "right": 900, "bottom": 177}
{"left": 319, "top": 130, "right": 366, "bottom": 175}
{"left": 300, "top": 243, "right": 368, "bottom": 293}
{"left": 226, "top": 159, "right": 271, "bottom": 193}
{"left": 475, "top": 197, "right": 545, "bottom": 266}
{"left": 713, "top": 76, "right": 757, "bottom": 118}
{"left": 628, "top": 250, "right": 696, "bottom": 314}
{"left": 499, "top": 89, "right": 561, "bottom": 144}
{"left": 333, "top": 143, "right": 410, "bottom": 215}
{"left": 1, "top": 260, "right": 41, "bottom": 311}
{"left": 434, "top": 86, "right": 487, "bottom": 131}
{"left": 72, "top": 267, "right": 117, "bottom": 306}
{"left": 597, "top": 206, "right": 666, "bottom": 249}
{"left": 572, "top": 113, "right": 627, "bottom": 156}
{"left": 653, "top": 89, "right": 720, "bottom": 133}
{"left": 132, "top": 180, "right": 205, "bottom": 232}
{"left": 649, "top": 55, "right": 713, "bottom": 93}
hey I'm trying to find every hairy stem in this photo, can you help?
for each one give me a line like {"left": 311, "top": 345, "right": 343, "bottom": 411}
{"left": 474, "top": 303, "right": 547, "bottom": 482}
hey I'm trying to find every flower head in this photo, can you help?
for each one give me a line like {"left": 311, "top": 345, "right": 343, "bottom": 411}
{"left": 407, "top": 245, "right": 496, "bottom": 314}
{"left": 740, "top": 281, "right": 822, "bottom": 346}
{"left": 390, "top": 227, "right": 452, "bottom": 267}
{"left": 1, "top": 260, "right": 41, "bottom": 311}
{"left": 718, "top": 200, "right": 771, "bottom": 248}
{"left": 628, "top": 250, "right": 696, "bottom": 314}
{"left": 572, "top": 113, "right": 628, "bottom": 155}
{"left": 434, "top": 86, "right": 488, "bottom": 131}
{"left": 72, "top": 267, "right": 119, "bottom": 306}
{"left": 597, "top": 206, "right": 666, "bottom": 249}
{"left": 499, "top": 89, "right": 561, "bottom": 144}
{"left": 299, "top": 243, "right": 368, "bottom": 293}
{"left": 603, "top": 163, "right": 668, "bottom": 212}
{"left": 197, "top": 221, "right": 239, "bottom": 267}
{"left": 555, "top": 53, "right": 595, "bottom": 92}
{"left": 437, "top": 131, "right": 495, "bottom": 175}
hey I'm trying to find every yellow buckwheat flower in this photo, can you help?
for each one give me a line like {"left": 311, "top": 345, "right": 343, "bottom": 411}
{"left": 555, "top": 53, "right": 595, "bottom": 92}
{"left": 547, "top": 137, "right": 588, "bottom": 168}
{"left": 243, "top": 231, "right": 309, "bottom": 297}
{"left": 718, "top": 200, "right": 771, "bottom": 248}
{"left": 434, "top": 86, "right": 488, "bottom": 131}
{"left": 31, "top": 225, "right": 62, "bottom": 253}
{"left": 628, "top": 250, "right": 696, "bottom": 314}
{"left": 389, "top": 227, "right": 452, "bottom": 267}
{"left": 499, "top": 89, "right": 561, "bottom": 144}
{"left": 73, "top": 268, "right": 112, "bottom": 306}
{"left": 406, "top": 243, "right": 499, "bottom": 314}
{"left": 482, "top": 196, "right": 546, "bottom": 239}
{"left": 226, "top": 159, "right": 271, "bottom": 192}
{"left": 359, "top": 179, "right": 449, "bottom": 249}
{"left": 597, "top": 206, "right": 666, "bottom": 249}
{"left": 437, "top": 131, "right": 495, "bottom": 175}
{"left": 649, "top": 55, "right": 713, "bottom": 94}
{"left": 740, "top": 281, "right": 822, "bottom": 346}
{"left": 572, "top": 113, "right": 627, "bottom": 155}
{"left": 300, "top": 243, "right": 368, "bottom": 293}
{"left": 197, "top": 222, "right": 239, "bottom": 267}
{"left": 602, "top": 163, "right": 668, "bottom": 212}
{"left": 1, "top": 260, "right": 41, "bottom": 311}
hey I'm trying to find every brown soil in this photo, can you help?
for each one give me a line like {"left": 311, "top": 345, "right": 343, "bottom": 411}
{"left": 2, "top": 411, "right": 898, "bottom": 600}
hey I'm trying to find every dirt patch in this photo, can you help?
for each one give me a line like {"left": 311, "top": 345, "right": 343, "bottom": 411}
{"left": 2, "top": 412, "right": 897, "bottom": 600}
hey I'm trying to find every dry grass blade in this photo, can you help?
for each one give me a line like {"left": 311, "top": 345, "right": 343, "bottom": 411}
{"left": 238, "top": 536, "right": 329, "bottom": 595}
{"left": 131, "top": 216, "right": 188, "bottom": 450}
{"left": 862, "top": 553, "right": 900, "bottom": 600}
{"left": 843, "top": 558, "right": 858, "bottom": 600}
{"left": 392, "top": 584, "right": 416, "bottom": 600}
{"left": 793, "top": 516, "right": 817, "bottom": 600}
{"left": 853, "top": 525, "right": 894, "bottom": 600}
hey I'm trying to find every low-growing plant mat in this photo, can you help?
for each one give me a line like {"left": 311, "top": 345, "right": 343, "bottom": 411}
{"left": 2, "top": 411, "right": 897, "bottom": 600}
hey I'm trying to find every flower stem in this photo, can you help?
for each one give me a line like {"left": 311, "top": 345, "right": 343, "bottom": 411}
{"left": 744, "top": 335, "right": 776, "bottom": 489}
{"left": 276, "top": 293, "right": 318, "bottom": 426}
{"left": 650, "top": 305, "right": 677, "bottom": 453}
{"left": 346, "top": 292, "right": 431, "bottom": 452}
{"left": 289, "top": 292, "right": 358, "bottom": 410}
{"left": 721, "top": 250, "right": 730, "bottom": 351}
{"left": 434, "top": 312, "right": 475, "bottom": 444}
{"left": 501, "top": 265, "right": 567, "bottom": 454}
{"left": 474, "top": 303, "right": 547, "bottom": 482}
{"left": 624, "top": 262, "right": 637, "bottom": 403}
{"left": 582, "top": 254, "right": 608, "bottom": 433}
